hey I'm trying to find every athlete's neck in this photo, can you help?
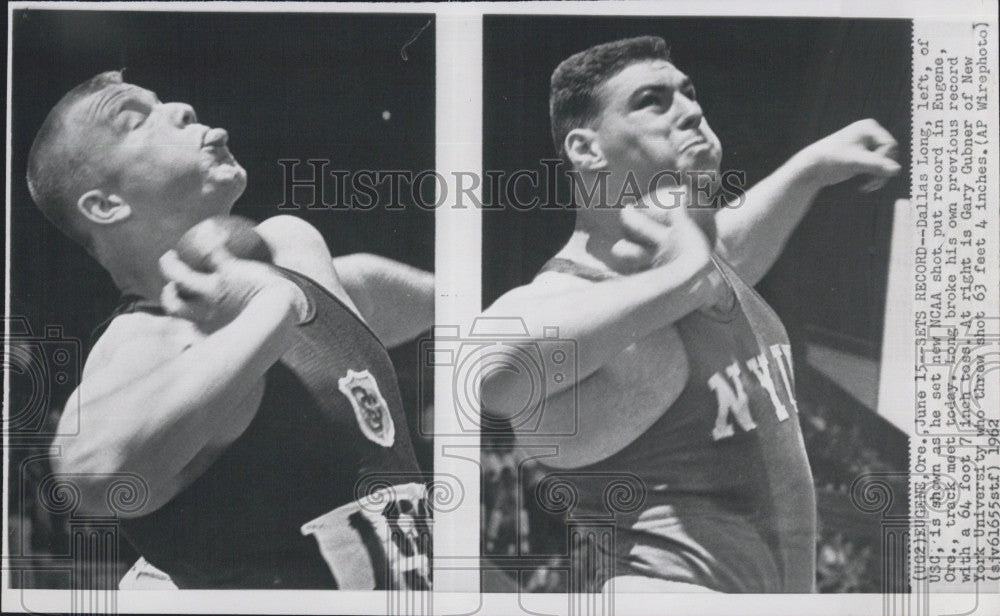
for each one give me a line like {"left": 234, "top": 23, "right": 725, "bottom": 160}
{"left": 566, "top": 221, "right": 627, "bottom": 275}
{"left": 93, "top": 233, "right": 174, "bottom": 302}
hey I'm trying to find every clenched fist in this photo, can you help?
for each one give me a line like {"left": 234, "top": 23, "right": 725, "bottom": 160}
{"left": 792, "top": 119, "right": 901, "bottom": 193}
{"left": 609, "top": 176, "right": 720, "bottom": 273}
{"left": 159, "top": 217, "right": 308, "bottom": 332}
{"left": 608, "top": 198, "right": 730, "bottom": 309}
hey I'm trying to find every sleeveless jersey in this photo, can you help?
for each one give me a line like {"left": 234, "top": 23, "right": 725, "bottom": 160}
{"left": 93, "top": 267, "right": 431, "bottom": 589}
{"left": 535, "top": 256, "right": 815, "bottom": 593}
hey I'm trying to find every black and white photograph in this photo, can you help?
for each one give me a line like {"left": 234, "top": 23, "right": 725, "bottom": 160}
{"left": 478, "top": 15, "right": 913, "bottom": 595}
{"left": 7, "top": 8, "right": 435, "bottom": 593}
{"left": 4, "top": 2, "right": 998, "bottom": 615}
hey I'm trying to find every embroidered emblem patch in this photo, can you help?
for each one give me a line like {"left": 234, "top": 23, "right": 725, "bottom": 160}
{"left": 338, "top": 369, "right": 395, "bottom": 447}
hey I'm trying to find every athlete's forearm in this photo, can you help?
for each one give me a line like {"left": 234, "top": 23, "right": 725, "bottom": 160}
{"left": 335, "top": 253, "right": 434, "bottom": 347}
{"left": 51, "top": 287, "right": 301, "bottom": 514}
{"left": 717, "top": 119, "right": 901, "bottom": 286}
{"left": 715, "top": 153, "right": 822, "bottom": 286}
{"left": 481, "top": 251, "right": 722, "bottom": 414}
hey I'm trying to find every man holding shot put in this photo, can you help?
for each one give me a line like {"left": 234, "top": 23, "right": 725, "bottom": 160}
{"left": 480, "top": 36, "right": 900, "bottom": 593}
{"left": 31, "top": 71, "right": 433, "bottom": 589}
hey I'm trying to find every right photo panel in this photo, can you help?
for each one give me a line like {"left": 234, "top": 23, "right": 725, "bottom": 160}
{"left": 478, "top": 15, "right": 912, "bottom": 595}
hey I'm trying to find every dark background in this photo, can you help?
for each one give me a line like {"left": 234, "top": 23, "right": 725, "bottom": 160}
{"left": 481, "top": 16, "right": 911, "bottom": 593}
{"left": 8, "top": 9, "right": 435, "bottom": 587}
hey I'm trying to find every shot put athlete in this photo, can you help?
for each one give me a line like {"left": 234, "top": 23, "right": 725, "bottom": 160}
{"left": 32, "top": 71, "right": 433, "bottom": 589}
{"left": 480, "top": 37, "right": 901, "bottom": 593}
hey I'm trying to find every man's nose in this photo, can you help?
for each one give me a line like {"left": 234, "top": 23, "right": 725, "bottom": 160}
{"left": 162, "top": 102, "right": 198, "bottom": 127}
{"left": 676, "top": 95, "right": 703, "bottom": 131}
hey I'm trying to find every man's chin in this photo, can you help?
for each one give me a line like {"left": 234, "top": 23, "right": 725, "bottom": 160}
{"left": 221, "top": 162, "right": 247, "bottom": 183}
{"left": 205, "top": 167, "right": 248, "bottom": 202}
{"left": 679, "top": 142, "right": 722, "bottom": 173}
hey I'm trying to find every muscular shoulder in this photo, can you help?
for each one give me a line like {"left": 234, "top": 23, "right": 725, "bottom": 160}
{"left": 84, "top": 311, "right": 201, "bottom": 382}
{"left": 255, "top": 215, "right": 332, "bottom": 267}
{"left": 255, "top": 215, "right": 346, "bottom": 290}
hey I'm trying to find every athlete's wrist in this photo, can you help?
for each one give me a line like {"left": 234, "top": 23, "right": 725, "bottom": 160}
{"left": 249, "top": 280, "right": 310, "bottom": 327}
{"left": 782, "top": 148, "right": 830, "bottom": 196}
{"left": 695, "top": 260, "right": 734, "bottom": 312}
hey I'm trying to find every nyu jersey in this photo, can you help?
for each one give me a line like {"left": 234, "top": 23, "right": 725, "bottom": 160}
{"left": 95, "top": 267, "right": 430, "bottom": 589}
{"left": 536, "top": 256, "right": 815, "bottom": 593}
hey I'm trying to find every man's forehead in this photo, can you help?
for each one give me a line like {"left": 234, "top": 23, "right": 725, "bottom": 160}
{"left": 603, "top": 59, "right": 688, "bottom": 95}
{"left": 70, "top": 83, "right": 158, "bottom": 123}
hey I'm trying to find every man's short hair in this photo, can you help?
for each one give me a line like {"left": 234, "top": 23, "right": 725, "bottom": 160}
{"left": 549, "top": 36, "right": 671, "bottom": 162}
{"left": 26, "top": 71, "right": 124, "bottom": 251}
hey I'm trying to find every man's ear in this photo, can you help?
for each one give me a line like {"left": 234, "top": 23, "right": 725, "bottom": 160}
{"left": 564, "top": 128, "right": 606, "bottom": 171}
{"left": 76, "top": 190, "right": 132, "bottom": 225}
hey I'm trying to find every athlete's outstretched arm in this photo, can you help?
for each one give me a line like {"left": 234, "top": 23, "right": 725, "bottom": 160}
{"left": 480, "top": 205, "right": 728, "bottom": 420}
{"left": 334, "top": 254, "right": 434, "bottom": 348}
{"left": 715, "top": 119, "right": 900, "bottom": 286}
{"left": 253, "top": 215, "right": 433, "bottom": 348}
{"left": 50, "top": 254, "right": 307, "bottom": 517}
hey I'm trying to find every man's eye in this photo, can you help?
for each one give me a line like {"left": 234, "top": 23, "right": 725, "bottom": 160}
{"left": 683, "top": 87, "right": 697, "bottom": 101}
{"left": 119, "top": 102, "right": 150, "bottom": 128}
{"left": 637, "top": 94, "right": 663, "bottom": 108}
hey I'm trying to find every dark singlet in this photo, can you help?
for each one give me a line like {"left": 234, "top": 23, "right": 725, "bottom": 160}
{"left": 92, "top": 267, "right": 430, "bottom": 589}
{"left": 534, "top": 256, "right": 816, "bottom": 593}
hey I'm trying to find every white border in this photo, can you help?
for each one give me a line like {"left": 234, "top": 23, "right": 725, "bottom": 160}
{"left": 434, "top": 7, "right": 483, "bottom": 600}
{"left": 5, "top": 0, "right": 998, "bottom": 19}
{"left": 6, "top": 1, "right": 1000, "bottom": 616}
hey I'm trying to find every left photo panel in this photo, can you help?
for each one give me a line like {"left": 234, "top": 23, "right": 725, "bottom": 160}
{"left": 8, "top": 8, "right": 435, "bottom": 592}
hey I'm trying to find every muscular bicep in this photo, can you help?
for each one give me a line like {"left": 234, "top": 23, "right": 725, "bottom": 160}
{"left": 500, "top": 325, "right": 690, "bottom": 469}
{"left": 51, "top": 315, "right": 200, "bottom": 489}
{"left": 480, "top": 271, "right": 679, "bottom": 413}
